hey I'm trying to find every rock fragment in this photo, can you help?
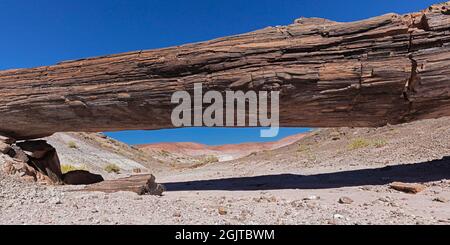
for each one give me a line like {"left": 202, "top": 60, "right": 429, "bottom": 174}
{"left": 62, "top": 170, "right": 104, "bottom": 185}
{"left": 330, "top": 131, "right": 341, "bottom": 140}
{"left": 433, "top": 197, "right": 448, "bottom": 203}
{"left": 303, "top": 195, "right": 320, "bottom": 201}
{"left": 389, "top": 182, "right": 426, "bottom": 194}
{"left": 338, "top": 196, "right": 354, "bottom": 204}
{"left": 0, "top": 141, "right": 11, "bottom": 154}
{"left": 49, "top": 197, "right": 62, "bottom": 205}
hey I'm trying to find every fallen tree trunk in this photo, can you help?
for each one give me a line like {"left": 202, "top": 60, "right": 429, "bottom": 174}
{"left": 81, "top": 174, "right": 165, "bottom": 196}
{"left": 1, "top": 2, "right": 450, "bottom": 139}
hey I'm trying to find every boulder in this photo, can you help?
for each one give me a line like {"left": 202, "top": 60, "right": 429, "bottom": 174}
{"left": 3, "top": 140, "right": 65, "bottom": 185}
{"left": 29, "top": 148, "right": 63, "bottom": 183}
{"left": 218, "top": 207, "right": 228, "bottom": 215}
{"left": 338, "top": 196, "right": 354, "bottom": 204}
{"left": 62, "top": 170, "right": 104, "bottom": 185}
{"left": 433, "top": 197, "right": 448, "bottom": 203}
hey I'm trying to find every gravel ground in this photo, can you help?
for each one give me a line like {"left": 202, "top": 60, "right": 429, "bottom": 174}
{"left": 1, "top": 169, "right": 449, "bottom": 225}
{"left": 0, "top": 117, "right": 449, "bottom": 225}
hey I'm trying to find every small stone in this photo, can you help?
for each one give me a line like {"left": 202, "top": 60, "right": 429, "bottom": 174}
{"left": 218, "top": 207, "right": 228, "bottom": 215}
{"left": 433, "top": 197, "right": 448, "bottom": 203}
{"left": 253, "top": 197, "right": 263, "bottom": 203}
{"left": 290, "top": 200, "right": 304, "bottom": 208}
{"left": 338, "top": 196, "right": 354, "bottom": 204}
{"left": 330, "top": 131, "right": 341, "bottom": 140}
{"left": 97, "top": 133, "right": 108, "bottom": 139}
{"left": 389, "top": 182, "right": 426, "bottom": 194}
{"left": 306, "top": 203, "right": 316, "bottom": 209}
{"left": 389, "top": 202, "right": 399, "bottom": 208}
{"left": 303, "top": 195, "right": 320, "bottom": 201}
{"left": 173, "top": 212, "right": 181, "bottom": 217}
{"left": 378, "top": 197, "right": 390, "bottom": 203}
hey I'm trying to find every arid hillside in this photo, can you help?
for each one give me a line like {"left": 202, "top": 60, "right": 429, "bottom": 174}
{"left": 137, "top": 133, "right": 307, "bottom": 162}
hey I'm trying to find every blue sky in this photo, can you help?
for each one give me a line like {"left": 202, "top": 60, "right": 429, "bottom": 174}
{"left": 0, "top": 0, "right": 440, "bottom": 145}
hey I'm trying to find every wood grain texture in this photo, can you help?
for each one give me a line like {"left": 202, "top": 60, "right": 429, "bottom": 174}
{"left": 1, "top": 2, "right": 450, "bottom": 139}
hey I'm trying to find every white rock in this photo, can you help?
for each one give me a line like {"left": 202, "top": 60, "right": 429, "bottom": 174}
{"left": 303, "top": 195, "right": 320, "bottom": 201}
{"left": 333, "top": 214, "right": 344, "bottom": 219}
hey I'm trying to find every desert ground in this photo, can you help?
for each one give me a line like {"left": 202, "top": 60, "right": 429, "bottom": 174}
{"left": 1, "top": 117, "right": 449, "bottom": 225}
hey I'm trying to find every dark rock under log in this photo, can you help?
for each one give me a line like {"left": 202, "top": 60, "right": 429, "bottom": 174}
{"left": 62, "top": 170, "right": 104, "bottom": 185}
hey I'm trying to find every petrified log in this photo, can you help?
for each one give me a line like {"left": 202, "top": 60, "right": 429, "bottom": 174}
{"left": 81, "top": 174, "right": 165, "bottom": 196}
{"left": 1, "top": 2, "right": 450, "bottom": 140}
{"left": 62, "top": 170, "right": 104, "bottom": 185}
